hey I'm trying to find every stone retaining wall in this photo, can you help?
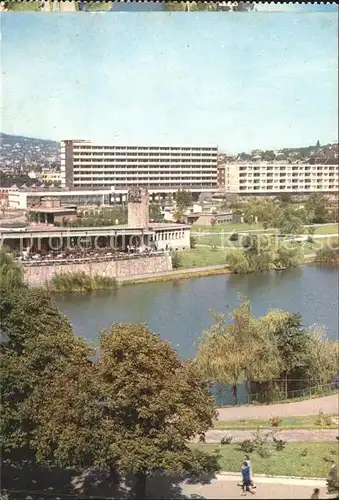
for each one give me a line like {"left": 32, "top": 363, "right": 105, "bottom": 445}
{"left": 24, "top": 254, "right": 172, "bottom": 286}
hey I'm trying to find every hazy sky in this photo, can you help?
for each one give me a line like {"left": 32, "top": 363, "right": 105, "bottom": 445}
{"left": 1, "top": 10, "right": 338, "bottom": 153}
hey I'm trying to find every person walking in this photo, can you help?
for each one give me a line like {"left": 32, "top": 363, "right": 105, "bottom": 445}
{"left": 241, "top": 461, "right": 255, "bottom": 496}
{"left": 310, "top": 488, "right": 320, "bottom": 499}
{"left": 244, "top": 455, "right": 256, "bottom": 489}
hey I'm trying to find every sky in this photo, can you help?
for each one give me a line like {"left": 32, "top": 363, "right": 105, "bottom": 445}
{"left": 1, "top": 9, "right": 338, "bottom": 153}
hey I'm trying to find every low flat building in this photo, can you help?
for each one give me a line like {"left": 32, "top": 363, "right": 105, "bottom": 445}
{"left": 0, "top": 222, "right": 191, "bottom": 253}
{"left": 26, "top": 197, "right": 77, "bottom": 225}
{"left": 185, "top": 211, "right": 233, "bottom": 226}
{"left": 7, "top": 188, "right": 114, "bottom": 209}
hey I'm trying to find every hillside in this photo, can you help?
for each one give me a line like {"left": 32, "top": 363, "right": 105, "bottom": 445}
{"left": 219, "top": 141, "right": 338, "bottom": 164}
{"left": 0, "top": 133, "right": 60, "bottom": 171}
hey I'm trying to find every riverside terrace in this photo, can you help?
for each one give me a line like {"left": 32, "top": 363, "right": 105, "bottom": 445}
{"left": 0, "top": 223, "right": 191, "bottom": 256}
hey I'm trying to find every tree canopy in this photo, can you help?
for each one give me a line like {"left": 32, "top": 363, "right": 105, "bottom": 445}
{"left": 196, "top": 300, "right": 338, "bottom": 403}
{"left": 1, "top": 255, "right": 218, "bottom": 499}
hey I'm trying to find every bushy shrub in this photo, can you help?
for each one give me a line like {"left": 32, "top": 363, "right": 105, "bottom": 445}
{"left": 229, "top": 232, "right": 239, "bottom": 242}
{"left": 239, "top": 439, "right": 255, "bottom": 453}
{"left": 270, "top": 417, "right": 282, "bottom": 428}
{"left": 314, "top": 246, "right": 338, "bottom": 265}
{"left": 190, "top": 235, "right": 197, "bottom": 249}
{"left": 171, "top": 251, "right": 181, "bottom": 269}
{"left": 220, "top": 435, "right": 233, "bottom": 445}
{"left": 273, "top": 437, "right": 286, "bottom": 451}
{"left": 46, "top": 271, "right": 117, "bottom": 293}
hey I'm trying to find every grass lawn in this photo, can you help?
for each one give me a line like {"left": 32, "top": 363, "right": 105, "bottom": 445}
{"left": 193, "top": 232, "right": 338, "bottom": 250}
{"left": 313, "top": 224, "right": 339, "bottom": 235}
{"left": 192, "top": 223, "right": 338, "bottom": 247}
{"left": 179, "top": 248, "right": 228, "bottom": 268}
{"left": 192, "top": 223, "right": 265, "bottom": 234}
{"left": 191, "top": 442, "right": 338, "bottom": 478}
{"left": 303, "top": 235, "right": 339, "bottom": 255}
{"left": 214, "top": 414, "right": 339, "bottom": 430}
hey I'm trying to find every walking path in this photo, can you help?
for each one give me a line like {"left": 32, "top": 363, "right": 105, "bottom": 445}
{"left": 117, "top": 263, "right": 229, "bottom": 283}
{"left": 199, "top": 428, "right": 338, "bottom": 444}
{"left": 180, "top": 475, "right": 330, "bottom": 499}
{"left": 217, "top": 394, "right": 339, "bottom": 421}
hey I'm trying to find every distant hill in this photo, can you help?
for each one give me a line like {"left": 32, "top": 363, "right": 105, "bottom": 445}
{"left": 219, "top": 141, "right": 338, "bottom": 164}
{"left": 0, "top": 133, "right": 60, "bottom": 170}
{"left": 0, "top": 133, "right": 58, "bottom": 149}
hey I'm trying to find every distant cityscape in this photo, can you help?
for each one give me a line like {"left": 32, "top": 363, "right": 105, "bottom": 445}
{"left": 1, "top": 133, "right": 338, "bottom": 199}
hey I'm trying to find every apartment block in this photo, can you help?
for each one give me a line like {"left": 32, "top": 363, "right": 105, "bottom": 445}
{"left": 60, "top": 140, "right": 218, "bottom": 196}
{"left": 217, "top": 163, "right": 339, "bottom": 195}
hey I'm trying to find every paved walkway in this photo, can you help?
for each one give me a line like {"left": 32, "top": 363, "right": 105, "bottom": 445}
{"left": 117, "top": 264, "right": 229, "bottom": 283}
{"left": 199, "top": 428, "right": 338, "bottom": 444}
{"left": 180, "top": 475, "right": 330, "bottom": 499}
{"left": 217, "top": 394, "right": 339, "bottom": 421}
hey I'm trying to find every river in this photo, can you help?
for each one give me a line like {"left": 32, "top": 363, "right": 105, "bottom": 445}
{"left": 56, "top": 264, "right": 338, "bottom": 358}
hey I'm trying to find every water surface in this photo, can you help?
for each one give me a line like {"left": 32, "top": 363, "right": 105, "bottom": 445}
{"left": 56, "top": 265, "right": 339, "bottom": 359}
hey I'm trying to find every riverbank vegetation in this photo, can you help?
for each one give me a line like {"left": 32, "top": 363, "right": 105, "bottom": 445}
{"left": 45, "top": 270, "right": 118, "bottom": 293}
{"left": 314, "top": 246, "right": 339, "bottom": 266}
{"left": 196, "top": 300, "right": 338, "bottom": 405}
{"left": 225, "top": 234, "right": 303, "bottom": 274}
{"left": 191, "top": 442, "right": 337, "bottom": 478}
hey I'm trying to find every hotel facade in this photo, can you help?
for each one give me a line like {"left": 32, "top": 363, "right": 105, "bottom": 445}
{"left": 218, "top": 162, "right": 339, "bottom": 195}
{"left": 61, "top": 140, "right": 218, "bottom": 197}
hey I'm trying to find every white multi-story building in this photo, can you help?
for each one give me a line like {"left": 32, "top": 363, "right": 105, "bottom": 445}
{"left": 218, "top": 162, "right": 339, "bottom": 195}
{"left": 60, "top": 140, "right": 218, "bottom": 197}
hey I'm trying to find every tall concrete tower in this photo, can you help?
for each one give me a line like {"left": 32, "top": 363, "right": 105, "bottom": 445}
{"left": 127, "top": 187, "right": 149, "bottom": 228}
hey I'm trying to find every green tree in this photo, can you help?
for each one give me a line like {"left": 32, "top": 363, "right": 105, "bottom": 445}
{"left": 32, "top": 324, "right": 218, "bottom": 499}
{"left": 242, "top": 198, "right": 280, "bottom": 227}
{"left": 196, "top": 301, "right": 280, "bottom": 404}
{"left": 171, "top": 250, "right": 181, "bottom": 269}
{"left": 149, "top": 204, "right": 164, "bottom": 222}
{"left": 0, "top": 246, "right": 24, "bottom": 289}
{"left": 175, "top": 189, "right": 193, "bottom": 210}
{"left": 276, "top": 214, "right": 304, "bottom": 236}
{"left": 0, "top": 285, "right": 91, "bottom": 461}
{"left": 305, "top": 194, "right": 330, "bottom": 224}
{"left": 260, "top": 311, "right": 310, "bottom": 397}
{"left": 226, "top": 248, "right": 251, "bottom": 274}
{"left": 274, "top": 243, "right": 303, "bottom": 268}
{"left": 173, "top": 206, "right": 185, "bottom": 223}
{"left": 304, "top": 328, "right": 338, "bottom": 386}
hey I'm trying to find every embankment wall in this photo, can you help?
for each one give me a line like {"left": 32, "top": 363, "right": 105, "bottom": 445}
{"left": 23, "top": 254, "right": 172, "bottom": 286}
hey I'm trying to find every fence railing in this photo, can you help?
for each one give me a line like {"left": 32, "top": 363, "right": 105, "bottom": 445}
{"left": 214, "top": 379, "right": 339, "bottom": 407}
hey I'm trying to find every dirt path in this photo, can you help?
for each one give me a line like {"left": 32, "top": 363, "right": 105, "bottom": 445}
{"left": 199, "top": 428, "right": 338, "bottom": 443}
{"left": 217, "top": 394, "right": 339, "bottom": 421}
{"left": 180, "top": 476, "right": 329, "bottom": 500}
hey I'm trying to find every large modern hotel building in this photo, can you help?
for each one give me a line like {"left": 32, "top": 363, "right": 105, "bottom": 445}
{"left": 218, "top": 162, "right": 339, "bottom": 195}
{"left": 60, "top": 140, "right": 218, "bottom": 197}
